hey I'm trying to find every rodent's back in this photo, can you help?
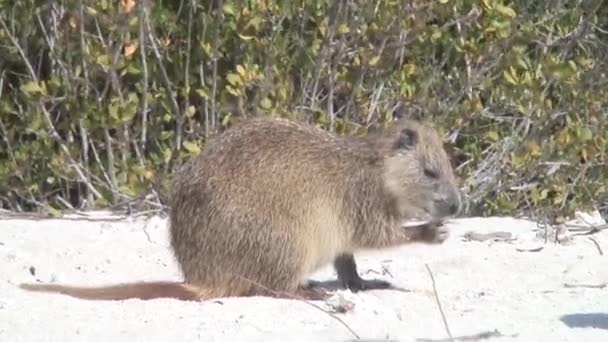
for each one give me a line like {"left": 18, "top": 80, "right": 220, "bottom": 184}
{"left": 172, "top": 118, "right": 382, "bottom": 220}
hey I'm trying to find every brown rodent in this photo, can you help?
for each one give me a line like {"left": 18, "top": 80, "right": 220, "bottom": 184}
{"left": 19, "top": 116, "right": 461, "bottom": 301}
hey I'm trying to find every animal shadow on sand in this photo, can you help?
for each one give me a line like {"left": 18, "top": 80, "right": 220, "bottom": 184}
{"left": 560, "top": 313, "right": 608, "bottom": 330}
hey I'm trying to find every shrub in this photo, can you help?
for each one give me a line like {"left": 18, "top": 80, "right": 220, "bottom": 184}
{"left": 0, "top": 0, "right": 606, "bottom": 220}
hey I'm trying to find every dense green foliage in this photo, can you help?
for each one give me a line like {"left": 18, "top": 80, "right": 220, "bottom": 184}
{"left": 0, "top": 0, "right": 606, "bottom": 220}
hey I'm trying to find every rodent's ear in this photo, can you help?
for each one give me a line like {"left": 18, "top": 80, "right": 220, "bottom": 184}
{"left": 394, "top": 128, "right": 418, "bottom": 150}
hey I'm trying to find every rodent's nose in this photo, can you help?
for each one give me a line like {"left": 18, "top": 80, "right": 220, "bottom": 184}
{"left": 449, "top": 190, "right": 463, "bottom": 216}
{"left": 433, "top": 190, "right": 462, "bottom": 218}
{"left": 448, "top": 203, "right": 459, "bottom": 215}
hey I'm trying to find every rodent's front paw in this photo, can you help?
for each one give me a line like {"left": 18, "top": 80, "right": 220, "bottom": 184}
{"left": 435, "top": 225, "right": 450, "bottom": 243}
{"left": 422, "top": 222, "right": 449, "bottom": 244}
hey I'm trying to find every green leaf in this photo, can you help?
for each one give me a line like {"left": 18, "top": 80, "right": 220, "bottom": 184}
{"left": 369, "top": 55, "right": 381, "bottom": 66}
{"left": 186, "top": 105, "right": 196, "bottom": 118}
{"left": 196, "top": 88, "right": 209, "bottom": 99}
{"left": 108, "top": 102, "right": 119, "bottom": 121}
{"left": 338, "top": 23, "right": 349, "bottom": 34}
{"left": 495, "top": 4, "right": 516, "bottom": 18}
{"left": 182, "top": 141, "right": 200, "bottom": 154}
{"left": 20, "top": 81, "right": 46, "bottom": 96}
{"left": 579, "top": 127, "right": 593, "bottom": 142}
{"left": 47, "top": 205, "right": 62, "bottom": 218}
{"left": 96, "top": 54, "right": 111, "bottom": 67}
{"left": 222, "top": 113, "right": 232, "bottom": 126}
{"left": 260, "top": 97, "right": 272, "bottom": 109}
{"left": 226, "top": 73, "right": 241, "bottom": 86}
{"left": 222, "top": 3, "right": 235, "bottom": 16}
{"left": 503, "top": 70, "right": 517, "bottom": 85}
{"left": 485, "top": 130, "right": 499, "bottom": 142}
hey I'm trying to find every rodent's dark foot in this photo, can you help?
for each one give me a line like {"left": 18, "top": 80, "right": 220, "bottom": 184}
{"left": 343, "top": 277, "right": 392, "bottom": 292}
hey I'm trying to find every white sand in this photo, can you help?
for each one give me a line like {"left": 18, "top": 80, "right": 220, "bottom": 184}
{"left": 1, "top": 212, "right": 607, "bottom": 342}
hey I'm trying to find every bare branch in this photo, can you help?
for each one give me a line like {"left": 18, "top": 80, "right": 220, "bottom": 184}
{"left": 424, "top": 263, "right": 453, "bottom": 340}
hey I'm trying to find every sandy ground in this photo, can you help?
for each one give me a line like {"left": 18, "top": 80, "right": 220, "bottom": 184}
{"left": 0, "top": 211, "right": 607, "bottom": 342}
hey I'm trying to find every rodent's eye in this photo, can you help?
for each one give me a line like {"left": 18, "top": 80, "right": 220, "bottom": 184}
{"left": 424, "top": 168, "right": 439, "bottom": 179}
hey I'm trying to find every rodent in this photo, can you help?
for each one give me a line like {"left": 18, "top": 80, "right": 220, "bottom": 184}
{"left": 19, "top": 116, "right": 462, "bottom": 301}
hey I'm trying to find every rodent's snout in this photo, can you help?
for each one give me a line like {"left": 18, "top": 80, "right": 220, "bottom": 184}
{"left": 432, "top": 188, "right": 462, "bottom": 218}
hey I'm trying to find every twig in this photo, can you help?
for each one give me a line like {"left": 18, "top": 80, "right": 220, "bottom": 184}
{"left": 138, "top": 0, "right": 150, "bottom": 151}
{"left": 563, "top": 282, "right": 606, "bottom": 289}
{"left": 417, "top": 329, "right": 507, "bottom": 342}
{"left": 236, "top": 276, "right": 360, "bottom": 340}
{"left": 425, "top": 263, "right": 453, "bottom": 341}
{"left": 587, "top": 236, "right": 604, "bottom": 255}
{"left": 568, "top": 222, "right": 608, "bottom": 236}
{"left": 566, "top": 223, "right": 608, "bottom": 232}
{"left": 142, "top": 0, "right": 183, "bottom": 158}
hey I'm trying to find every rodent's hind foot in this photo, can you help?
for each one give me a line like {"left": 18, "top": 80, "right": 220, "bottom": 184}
{"left": 295, "top": 284, "right": 333, "bottom": 301}
{"left": 261, "top": 283, "right": 333, "bottom": 301}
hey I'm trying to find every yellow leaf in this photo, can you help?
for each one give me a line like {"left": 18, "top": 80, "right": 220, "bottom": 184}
{"left": 122, "top": 0, "right": 136, "bottom": 14}
{"left": 481, "top": 0, "right": 493, "bottom": 10}
{"left": 237, "top": 34, "right": 254, "bottom": 41}
{"left": 143, "top": 169, "right": 155, "bottom": 181}
{"left": 338, "top": 23, "right": 349, "bottom": 34}
{"left": 236, "top": 64, "right": 246, "bottom": 77}
{"left": 580, "top": 149, "right": 588, "bottom": 163}
{"left": 124, "top": 41, "right": 138, "bottom": 57}
{"left": 495, "top": 4, "right": 516, "bottom": 18}
{"left": 369, "top": 55, "right": 381, "bottom": 66}
{"left": 85, "top": 6, "right": 98, "bottom": 15}
{"left": 68, "top": 16, "right": 78, "bottom": 29}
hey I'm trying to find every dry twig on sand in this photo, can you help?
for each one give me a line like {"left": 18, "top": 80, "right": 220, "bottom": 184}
{"left": 236, "top": 275, "right": 360, "bottom": 340}
{"left": 424, "top": 263, "right": 453, "bottom": 340}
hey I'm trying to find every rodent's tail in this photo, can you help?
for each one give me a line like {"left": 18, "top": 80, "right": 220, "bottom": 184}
{"left": 19, "top": 281, "right": 203, "bottom": 301}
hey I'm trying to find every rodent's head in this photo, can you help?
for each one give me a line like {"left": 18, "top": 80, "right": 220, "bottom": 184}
{"left": 379, "top": 119, "right": 462, "bottom": 221}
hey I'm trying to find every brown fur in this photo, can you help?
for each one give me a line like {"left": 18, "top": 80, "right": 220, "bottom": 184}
{"left": 19, "top": 117, "right": 461, "bottom": 301}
